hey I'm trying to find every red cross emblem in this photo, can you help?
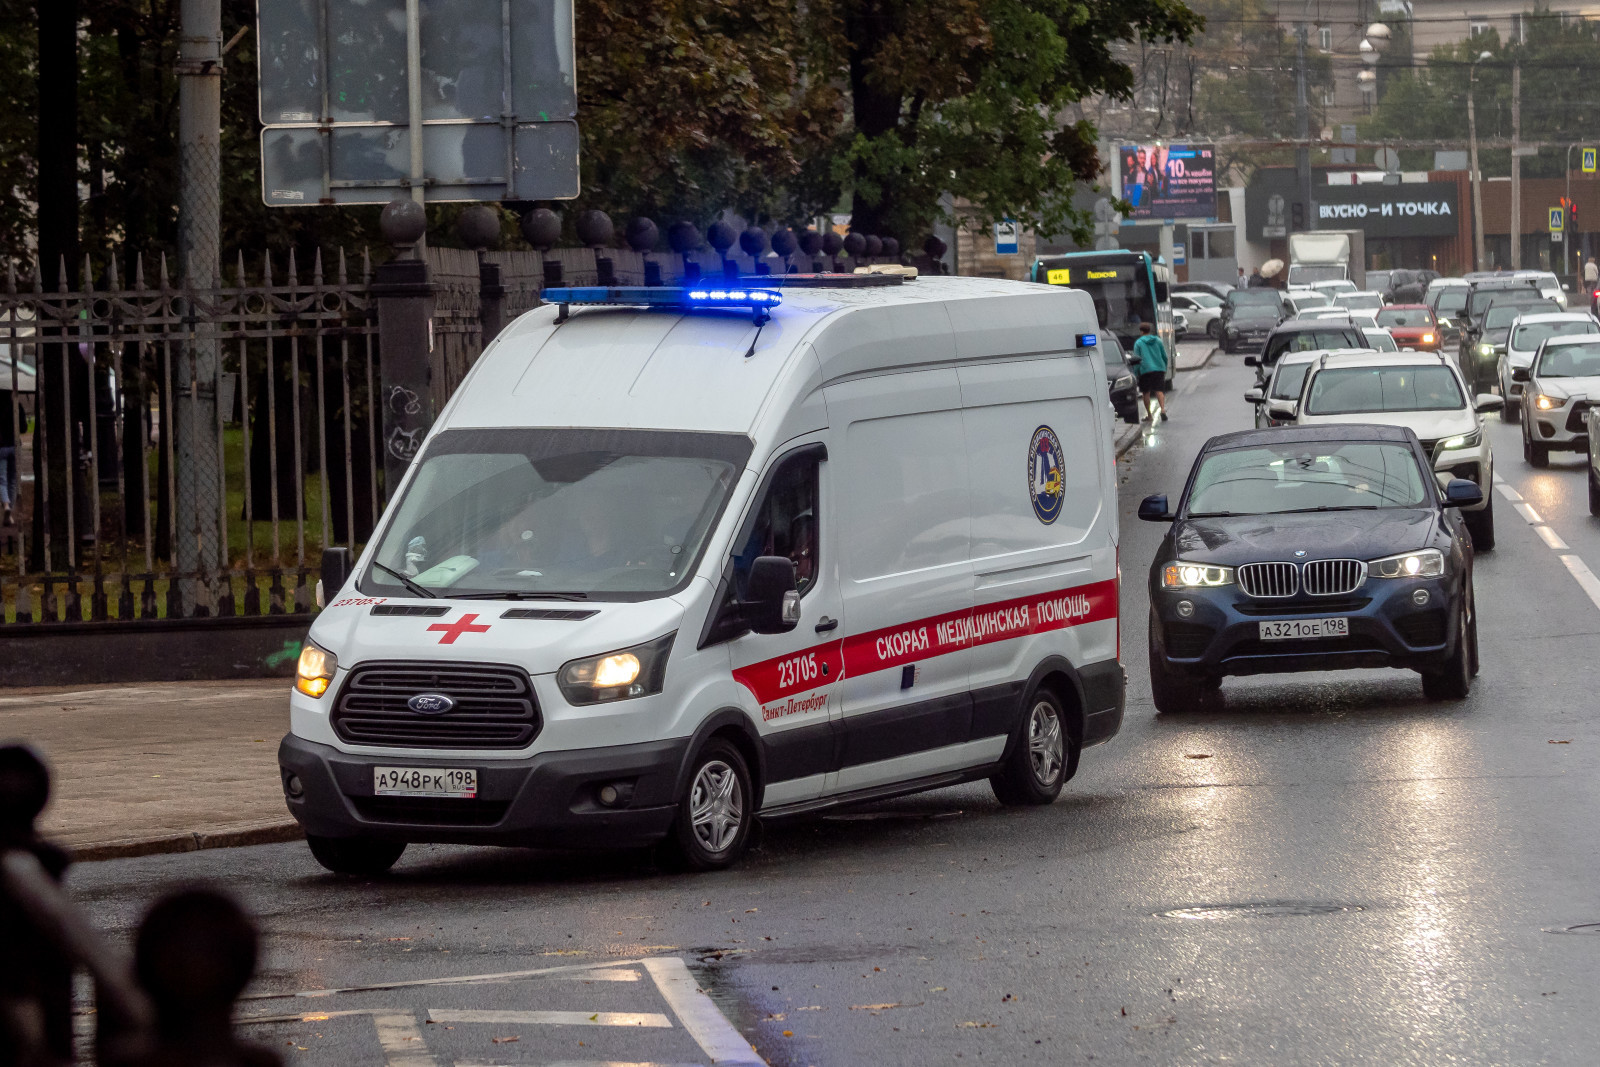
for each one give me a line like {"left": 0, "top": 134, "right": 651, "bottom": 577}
{"left": 426, "top": 613, "right": 492, "bottom": 645}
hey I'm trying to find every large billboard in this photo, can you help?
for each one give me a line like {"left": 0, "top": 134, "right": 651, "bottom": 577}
{"left": 1118, "top": 143, "right": 1216, "bottom": 220}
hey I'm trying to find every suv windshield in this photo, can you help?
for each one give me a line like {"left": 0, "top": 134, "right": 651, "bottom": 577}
{"left": 1305, "top": 365, "right": 1465, "bottom": 414}
{"left": 1376, "top": 308, "right": 1434, "bottom": 328}
{"left": 1513, "top": 320, "right": 1596, "bottom": 349}
{"left": 1265, "top": 328, "right": 1361, "bottom": 363}
{"left": 1228, "top": 290, "right": 1282, "bottom": 308}
{"left": 1430, "top": 289, "right": 1467, "bottom": 316}
{"left": 1098, "top": 335, "right": 1128, "bottom": 369}
{"left": 1484, "top": 306, "right": 1527, "bottom": 329}
{"left": 1334, "top": 293, "right": 1382, "bottom": 310}
{"left": 363, "top": 428, "right": 751, "bottom": 600}
{"left": 1186, "top": 441, "right": 1428, "bottom": 517}
{"left": 1468, "top": 285, "right": 1539, "bottom": 319}
{"left": 1537, "top": 341, "right": 1600, "bottom": 378}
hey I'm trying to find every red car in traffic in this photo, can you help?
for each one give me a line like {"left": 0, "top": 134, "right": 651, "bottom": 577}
{"left": 1374, "top": 304, "right": 1441, "bottom": 351}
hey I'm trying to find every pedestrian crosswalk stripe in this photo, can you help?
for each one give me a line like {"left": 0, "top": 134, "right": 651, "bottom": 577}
{"left": 427, "top": 1009, "right": 671, "bottom": 1027}
{"left": 642, "top": 957, "right": 766, "bottom": 1066}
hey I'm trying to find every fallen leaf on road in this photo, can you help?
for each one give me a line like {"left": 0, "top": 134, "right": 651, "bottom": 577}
{"left": 766, "top": 1013, "right": 786, "bottom": 1021}
{"left": 783, "top": 1030, "right": 794, "bottom": 1037}
{"left": 930, "top": 987, "right": 947, "bottom": 992}
{"left": 746, "top": 908, "right": 758, "bottom": 913}
{"left": 957, "top": 1021, "right": 994, "bottom": 1028}
{"left": 1549, "top": 739, "right": 1572, "bottom": 744}
{"left": 491, "top": 1036, "right": 519, "bottom": 1044}
{"left": 796, "top": 1006, "right": 826, "bottom": 1011}
{"left": 850, "top": 1002, "right": 921, "bottom": 1013}
{"left": 1184, "top": 753, "right": 1212, "bottom": 760}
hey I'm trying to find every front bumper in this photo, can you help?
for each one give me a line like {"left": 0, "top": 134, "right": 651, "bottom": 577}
{"left": 1530, "top": 398, "right": 1591, "bottom": 449}
{"left": 1151, "top": 577, "right": 1461, "bottom": 679}
{"left": 278, "top": 732, "right": 686, "bottom": 847}
{"left": 1225, "top": 325, "right": 1273, "bottom": 351}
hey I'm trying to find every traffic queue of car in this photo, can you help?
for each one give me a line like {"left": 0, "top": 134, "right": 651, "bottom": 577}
{"left": 1142, "top": 266, "right": 1599, "bottom": 715}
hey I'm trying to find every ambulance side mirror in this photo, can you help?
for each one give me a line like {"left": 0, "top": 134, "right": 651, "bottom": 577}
{"left": 742, "top": 556, "right": 800, "bottom": 635}
{"left": 319, "top": 548, "right": 352, "bottom": 608}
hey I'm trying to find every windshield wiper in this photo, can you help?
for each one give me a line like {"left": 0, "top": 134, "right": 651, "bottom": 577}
{"left": 453, "top": 590, "right": 590, "bottom": 601}
{"left": 370, "top": 560, "right": 436, "bottom": 599}
{"left": 1274, "top": 504, "right": 1383, "bottom": 514}
{"left": 1187, "top": 511, "right": 1244, "bottom": 518}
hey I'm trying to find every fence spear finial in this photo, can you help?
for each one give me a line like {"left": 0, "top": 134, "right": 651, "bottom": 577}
{"left": 262, "top": 250, "right": 274, "bottom": 288}
{"left": 135, "top": 253, "right": 146, "bottom": 291}
{"left": 56, "top": 254, "right": 69, "bottom": 293}
{"left": 158, "top": 252, "right": 171, "bottom": 291}
{"left": 312, "top": 247, "right": 323, "bottom": 287}
{"left": 337, "top": 247, "right": 348, "bottom": 286}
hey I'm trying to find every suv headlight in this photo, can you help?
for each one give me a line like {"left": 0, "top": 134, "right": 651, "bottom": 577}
{"left": 1369, "top": 549, "right": 1445, "bottom": 579}
{"left": 558, "top": 632, "right": 675, "bottom": 705}
{"left": 1437, "top": 429, "right": 1482, "bottom": 451}
{"left": 1534, "top": 394, "right": 1566, "bottom": 410}
{"left": 1161, "top": 562, "right": 1235, "bottom": 589}
{"left": 295, "top": 639, "right": 338, "bottom": 698}
{"left": 1478, "top": 342, "right": 1496, "bottom": 356}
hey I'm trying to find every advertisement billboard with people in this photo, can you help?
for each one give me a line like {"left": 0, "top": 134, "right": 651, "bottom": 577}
{"left": 1118, "top": 143, "right": 1216, "bottom": 219}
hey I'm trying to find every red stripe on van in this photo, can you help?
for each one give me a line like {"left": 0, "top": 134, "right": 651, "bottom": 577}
{"left": 731, "top": 578, "right": 1117, "bottom": 707}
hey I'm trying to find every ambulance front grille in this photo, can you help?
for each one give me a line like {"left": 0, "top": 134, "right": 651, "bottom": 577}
{"left": 331, "top": 662, "right": 540, "bottom": 749}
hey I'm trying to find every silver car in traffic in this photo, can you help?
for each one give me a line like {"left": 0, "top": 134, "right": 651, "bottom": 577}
{"left": 1518, "top": 334, "right": 1600, "bottom": 466}
{"left": 1498, "top": 310, "right": 1599, "bottom": 423}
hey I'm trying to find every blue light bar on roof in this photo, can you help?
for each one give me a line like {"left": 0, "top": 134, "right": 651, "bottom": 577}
{"left": 543, "top": 286, "right": 781, "bottom": 311}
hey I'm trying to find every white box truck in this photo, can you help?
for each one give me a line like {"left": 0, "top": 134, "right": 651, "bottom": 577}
{"left": 1288, "top": 230, "right": 1366, "bottom": 289}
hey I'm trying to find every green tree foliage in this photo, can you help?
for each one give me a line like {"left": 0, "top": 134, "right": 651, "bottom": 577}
{"left": 1364, "top": 15, "right": 1600, "bottom": 179}
{"left": 823, "top": 0, "right": 1202, "bottom": 243}
{"left": 0, "top": 1, "right": 37, "bottom": 260}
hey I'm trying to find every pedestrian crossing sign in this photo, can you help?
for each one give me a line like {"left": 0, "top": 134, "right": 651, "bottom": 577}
{"left": 1585, "top": 147, "right": 1597, "bottom": 173}
{"left": 1551, "top": 206, "right": 1565, "bottom": 232}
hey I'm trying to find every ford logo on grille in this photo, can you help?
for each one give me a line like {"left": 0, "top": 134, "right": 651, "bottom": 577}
{"left": 407, "top": 693, "right": 456, "bottom": 715}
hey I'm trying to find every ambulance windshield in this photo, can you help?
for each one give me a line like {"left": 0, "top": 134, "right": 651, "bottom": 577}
{"left": 364, "top": 428, "right": 752, "bottom": 600}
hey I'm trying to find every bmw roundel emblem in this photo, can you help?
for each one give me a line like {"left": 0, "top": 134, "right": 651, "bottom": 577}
{"left": 407, "top": 692, "right": 456, "bottom": 715}
{"left": 1294, "top": 550, "right": 1307, "bottom": 557}
{"left": 1029, "top": 425, "right": 1065, "bottom": 525}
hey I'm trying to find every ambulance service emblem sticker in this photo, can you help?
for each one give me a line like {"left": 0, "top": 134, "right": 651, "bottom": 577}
{"left": 1028, "top": 425, "right": 1065, "bottom": 524}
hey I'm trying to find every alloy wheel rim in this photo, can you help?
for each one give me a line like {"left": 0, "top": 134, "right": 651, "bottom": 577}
{"left": 690, "top": 759, "right": 743, "bottom": 854}
{"left": 1027, "top": 701, "right": 1064, "bottom": 785}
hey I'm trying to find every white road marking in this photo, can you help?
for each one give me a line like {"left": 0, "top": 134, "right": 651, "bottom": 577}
{"left": 373, "top": 1013, "right": 440, "bottom": 1066}
{"left": 457, "top": 1062, "right": 703, "bottom": 1067}
{"left": 242, "top": 960, "right": 643, "bottom": 1002}
{"left": 1560, "top": 554, "right": 1600, "bottom": 611}
{"left": 643, "top": 957, "right": 767, "bottom": 1066}
{"left": 427, "top": 1009, "right": 671, "bottom": 1028}
{"left": 1514, "top": 501, "right": 1544, "bottom": 524}
{"left": 1535, "top": 524, "right": 1571, "bottom": 550}
{"left": 1496, "top": 482, "right": 1524, "bottom": 502}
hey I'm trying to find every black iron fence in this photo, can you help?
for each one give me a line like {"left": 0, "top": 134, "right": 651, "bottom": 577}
{"left": 0, "top": 210, "right": 930, "bottom": 629}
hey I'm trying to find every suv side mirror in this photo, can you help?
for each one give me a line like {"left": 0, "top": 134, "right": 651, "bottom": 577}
{"left": 742, "top": 556, "right": 800, "bottom": 635}
{"left": 319, "top": 547, "right": 353, "bottom": 608}
{"left": 1444, "top": 479, "right": 1484, "bottom": 508}
{"left": 1267, "top": 399, "right": 1298, "bottom": 421}
{"left": 1243, "top": 355, "right": 1258, "bottom": 366}
{"left": 1138, "top": 494, "right": 1172, "bottom": 522}
{"left": 1245, "top": 388, "right": 1264, "bottom": 404}
{"left": 1511, "top": 367, "right": 1530, "bottom": 383}
{"left": 1475, "top": 393, "right": 1504, "bottom": 412}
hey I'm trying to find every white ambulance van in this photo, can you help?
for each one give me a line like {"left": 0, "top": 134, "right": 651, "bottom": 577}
{"left": 280, "top": 274, "right": 1123, "bottom": 873}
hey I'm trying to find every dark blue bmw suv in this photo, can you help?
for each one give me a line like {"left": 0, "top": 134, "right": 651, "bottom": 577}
{"left": 1140, "top": 424, "right": 1482, "bottom": 712}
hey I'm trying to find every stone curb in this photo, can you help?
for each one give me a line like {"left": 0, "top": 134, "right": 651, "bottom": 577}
{"left": 69, "top": 819, "right": 304, "bottom": 863}
{"left": 1175, "top": 344, "right": 1218, "bottom": 372}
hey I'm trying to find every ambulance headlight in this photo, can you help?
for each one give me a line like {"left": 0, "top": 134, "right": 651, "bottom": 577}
{"left": 558, "top": 632, "right": 676, "bottom": 705}
{"left": 295, "top": 640, "right": 337, "bottom": 698}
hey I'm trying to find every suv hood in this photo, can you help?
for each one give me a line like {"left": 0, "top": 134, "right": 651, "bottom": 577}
{"left": 1301, "top": 407, "right": 1477, "bottom": 443}
{"left": 306, "top": 594, "right": 689, "bottom": 676}
{"left": 1170, "top": 508, "right": 1440, "bottom": 567}
{"left": 1230, "top": 307, "right": 1281, "bottom": 322}
{"left": 1530, "top": 376, "right": 1600, "bottom": 403}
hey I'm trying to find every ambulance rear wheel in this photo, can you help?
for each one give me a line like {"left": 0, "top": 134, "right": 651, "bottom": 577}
{"left": 662, "top": 739, "right": 754, "bottom": 871}
{"left": 991, "top": 688, "right": 1076, "bottom": 806}
{"left": 306, "top": 834, "right": 406, "bottom": 876}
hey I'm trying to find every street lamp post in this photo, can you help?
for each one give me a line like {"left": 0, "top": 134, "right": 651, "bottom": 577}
{"left": 1468, "top": 51, "right": 1491, "bottom": 271}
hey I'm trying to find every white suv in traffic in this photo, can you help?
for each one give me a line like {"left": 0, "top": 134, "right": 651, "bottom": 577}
{"left": 1498, "top": 310, "right": 1600, "bottom": 423}
{"left": 1292, "top": 351, "right": 1504, "bottom": 549}
{"left": 1518, "top": 334, "right": 1600, "bottom": 466}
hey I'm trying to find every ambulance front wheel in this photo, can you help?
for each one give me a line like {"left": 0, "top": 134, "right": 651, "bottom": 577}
{"left": 990, "top": 687, "right": 1077, "bottom": 806}
{"left": 661, "top": 738, "right": 755, "bottom": 871}
{"left": 306, "top": 834, "right": 406, "bottom": 876}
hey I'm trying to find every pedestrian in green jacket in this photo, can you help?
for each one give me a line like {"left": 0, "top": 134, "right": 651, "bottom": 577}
{"left": 1132, "top": 321, "right": 1169, "bottom": 422}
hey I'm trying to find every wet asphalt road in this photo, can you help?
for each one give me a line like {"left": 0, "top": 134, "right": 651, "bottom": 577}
{"left": 67, "top": 352, "right": 1600, "bottom": 1066}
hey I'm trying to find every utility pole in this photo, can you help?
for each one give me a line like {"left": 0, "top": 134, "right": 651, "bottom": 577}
{"left": 175, "top": 0, "right": 223, "bottom": 611}
{"left": 1295, "top": 16, "right": 1313, "bottom": 234}
{"left": 1468, "top": 56, "right": 1488, "bottom": 271}
{"left": 1510, "top": 63, "right": 1522, "bottom": 270}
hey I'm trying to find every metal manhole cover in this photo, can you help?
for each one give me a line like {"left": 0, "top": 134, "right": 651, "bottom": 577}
{"left": 1160, "top": 902, "right": 1365, "bottom": 920}
{"left": 1546, "top": 922, "right": 1600, "bottom": 935}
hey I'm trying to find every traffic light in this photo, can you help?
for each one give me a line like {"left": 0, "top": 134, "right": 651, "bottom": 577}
{"left": 1290, "top": 201, "right": 1306, "bottom": 230}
